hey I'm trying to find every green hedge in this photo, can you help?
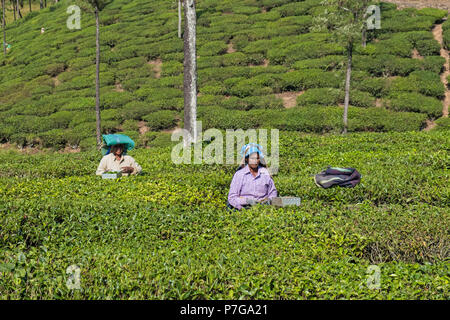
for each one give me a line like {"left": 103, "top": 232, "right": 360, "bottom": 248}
{"left": 443, "top": 20, "right": 450, "bottom": 50}
{"left": 381, "top": 14, "right": 436, "bottom": 33}
{"left": 297, "top": 88, "right": 375, "bottom": 108}
{"left": 221, "top": 52, "right": 252, "bottom": 67}
{"left": 297, "top": 88, "right": 342, "bottom": 106}
{"left": 149, "top": 98, "right": 184, "bottom": 111}
{"left": 293, "top": 55, "right": 345, "bottom": 71}
{"left": 433, "top": 117, "right": 450, "bottom": 131}
{"left": 228, "top": 76, "right": 276, "bottom": 97}
{"left": 100, "top": 91, "right": 135, "bottom": 109}
{"left": 68, "top": 57, "right": 95, "bottom": 71}
{"left": 198, "top": 105, "right": 426, "bottom": 133}
{"left": 421, "top": 56, "right": 446, "bottom": 74}
{"left": 199, "top": 66, "right": 250, "bottom": 84}
{"left": 120, "top": 101, "right": 160, "bottom": 120}
{"left": 417, "top": 8, "right": 448, "bottom": 21}
{"left": 60, "top": 98, "right": 95, "bottom": 111}
{"left": 101, "top": 109, "right": 121, "bottom": 121}
{"left": 68, "top": 111, "right": 96, "bottom": 128}
{"left": 72, "top": 120, "right": 121, "bottom": 137}
{"left": 198, "top": 94, "right": 228, "bottom": 107}
{"left": 9, "top": 132, "right": 40, "bottom": 148}
{"left": 2, "top": 115, "right": 54, "bottom": 134}
{"left": 249, "top": 10, "right": 281, "bottom": 23}
{"left": 45, "top": 63, "right": 66, "bottom": 77}
{"left": 142, "top": 110, "right": 178, "bottom": 130}
{"left": 135, "top": 86, "right": 182, "bottom": 101}
{"left": 280, "top": 69, "right": 342, "bottom": 91}
{"left": 268, "top": 41, "right": 344, "bottom": 65}
{"left": 115, "top": 57, "right": 147, "bottom": 70}
{"left": 48, "top": 111, "right": 73, "bottom": 129}
{"left": 200, "top": 83, "right": 227, "bottom": 96}
{"left": 137, "top": 131, "right": 174, "bottom": 148}
{"left": 372, "top": 38, "right": 414, "bottom": 58}
{"left": 38, "top": 129, "right": 71, "bottom": 149}
{"left": 237, "top": 95, "right": 284, "bottom": 110}
{"left": 353, "top": 55, "right": 422, "bottom": 77}
{"left": 198, "top": 41, "right": 228, "bottom": 56}
{"left": 197, "top": 56, "right": 224, "bottom": 70}
{"left": 160, "top": 61, "right": 183, "bottom": 77}
{"left": 415, "top": 39, "right": 441, "bottom": 56}
{"left": 387, "top": 92, "right": 443, "bottom": 118}
{"left": 121, "top": 119, "right": 140, "bottom": 132}
{"left": 389, "top": 71, "right": 445, "bottom": 99}
{"left": 346, "top": 107, "right": 427, "bottom": 132}
{"left": 273, "top": 0, "right": 318, "bottom": 17}
{"left": 232, "top": 6, "right": 261, "bottom": 15}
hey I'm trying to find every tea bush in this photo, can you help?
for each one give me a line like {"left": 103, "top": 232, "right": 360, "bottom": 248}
{"left": 297, "top": 88, "right": 342, "bottom": 106}
{"left": 433, "top": 117, "right": 450, "bottom": 131}
{"left": 443, "top": 19, "right": 450, "bottom": 50}
{"left": 293, "top": 55, "right": 346, "bottom": 71}
{"left": 421, "top": 56, "right": 446, "bottom": 74}
{"left": 280, "top": 69, "right": 342, "bottom": 91}
{"left": 1, "top": 130, "right": 447, "bottom": 299}
{"left": 0, "top": 0, "right": 447, "bottom": 157}
{"left": 415, "top": 39, "right": 441, "bottom": 56}
{"left": 387, "top": 92, "right": 443, "bottom": 118}
{"left": 141, "top": 110, "right": 178, "bottom": 130}
{"left": 389, "top": 71, "right": 445, "bottom": 99}
{"left": 198, "top": 41, "right": 228, "bottom": 56}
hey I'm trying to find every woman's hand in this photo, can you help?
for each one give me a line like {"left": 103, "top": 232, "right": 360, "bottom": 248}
{"left": 121, "top": 166, "right": 134, "bottom": 174}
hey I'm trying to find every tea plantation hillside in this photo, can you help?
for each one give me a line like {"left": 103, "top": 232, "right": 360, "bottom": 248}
{"left": 0, "top": 130, "right": 448, "bottom": 299}
{"left": 0, "top": 0, "right": 449, "bottom": 150}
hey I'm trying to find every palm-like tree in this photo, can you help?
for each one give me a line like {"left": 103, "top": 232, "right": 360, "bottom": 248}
{"left": 313, "top": 0, "right": 372, "bottom": 134}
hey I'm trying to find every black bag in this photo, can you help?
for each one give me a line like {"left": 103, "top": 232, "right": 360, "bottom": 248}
{"left": 314, "top": 166, "right": 361, "bottom": 189}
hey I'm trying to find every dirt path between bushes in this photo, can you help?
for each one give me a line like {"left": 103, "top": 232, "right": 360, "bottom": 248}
{"left": 425, "top": 20, "right": 450, "bottom": 130}
{"left": 384, "top": 1, "right": 449, "bottom": 131}
{"left": 432, "top": 21, "right": 450, "bottom": 118}
{"left": 383, "top": 0, "right": 449, "bottom": 11}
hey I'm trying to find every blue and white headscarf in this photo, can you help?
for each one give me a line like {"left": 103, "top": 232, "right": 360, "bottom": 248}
{"left": 240, "top": 143, "right": 264, "bottom": 159}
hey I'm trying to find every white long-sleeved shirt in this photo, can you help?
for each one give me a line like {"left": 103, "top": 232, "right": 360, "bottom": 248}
{"left": 95, "top": 153, "right": 142, "bottom": 176}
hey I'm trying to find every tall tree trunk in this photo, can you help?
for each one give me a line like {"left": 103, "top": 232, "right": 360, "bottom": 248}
{"left": 362, "top": 28, "right": 367, "bottom": 48}
{"left": 40, "top": 0, "right": 43, "bottom": 9}
{"left": 2, "top": 0, "right": 6, "bottom": 56}
{"left": 343, "top": 41, "right": 353, "bottom": 135}
{"left": 29, "top": 0, "right": 31, "bottom": 12}
{"left": 95, "top": 6, "right": 102, "bottom": 147}
{"left": 183, "top": 0, "right": 197, "bottom": 146}
{"left": 12, "top": 0, "right": 16, "bottom": 21}
{"left": 178, "top": 0, "right": 182, "bottom": 38}
{"left": 16, "top": 0, "right": 22, "bottom": 18}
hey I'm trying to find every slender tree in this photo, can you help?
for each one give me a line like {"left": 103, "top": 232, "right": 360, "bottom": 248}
{"left": 2, "top": 0, "right": 5, "bottom": 56}
{"left": 183, "top": 0, "right": 197, "bottom": 146}
{"left": 362, "top": 25, "right": 367, "bottom": 48}
{"left": 16, "top": 0, "right": 22, "bottom": 18}
{"left": 178, "top": 0, "right": 182, "bottom": 39}
{"left": 313, "top": 0, "right": 372, "bottom": 134}
{"left": 12, "top": 0, "right": 16, "bottom": 21}
{"left": 85, "top": 0, "right": 109, "bottom": 147}
{"left": 29, "top": 0, "right": 31, "bottom": 12}
{"left": 40, "top": 0, "right": 43, "bottom": 9}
